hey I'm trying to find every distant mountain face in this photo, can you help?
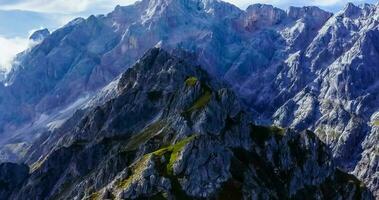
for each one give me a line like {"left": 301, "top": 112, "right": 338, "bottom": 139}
{"left": 1, "top": 48, "right": 374, "bottom": 200}
{"left": 0, "top": 0, "right": 378, "bottom": 197}
{"left": 29, "top": 28, "right": 50, "bottom": 42}
{"left": 0, "top": 0, "right": 333, "bottom": 135}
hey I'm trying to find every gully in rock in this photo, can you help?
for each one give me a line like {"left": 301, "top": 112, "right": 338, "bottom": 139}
{"left": 0, "top": 0, "right": 377, "bottom": 199}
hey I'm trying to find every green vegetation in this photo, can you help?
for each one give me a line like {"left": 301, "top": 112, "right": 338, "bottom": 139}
{"left": 187, "top": 91, "right": 212, "bottom": 113}
{"left": 124, "top": 121, "right": 166, "bottom": 151}
{"left": 182, "top": 80, "right": 213, "bottom": 120}
{"left": 185, "top": 77, "right": 198, "bottom": 87}
{"left": 167, "top": 136, "right": 195, "bottom": 174}
{"left": 30, "top": 156, "right": 49, "bottom": 173}
{"left": 116, "top": 135, "right": 196, "bottom": 195}
{"left": 152, "top": 136, "right": 197, "bottom": 200}
{"left": 87, "top": 192, "right": 100, "bottom": 200}
{"left": 117, "top": 155, "right": 151, "bottom": 189}
{"left": 250, "top": 125, "right": 286, "bottom": 146}
{"left": 151, "top": 135, "right": 196, "bottom": 175}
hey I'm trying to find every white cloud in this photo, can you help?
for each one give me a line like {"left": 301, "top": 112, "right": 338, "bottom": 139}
{"left": 0, "top": 0, "right": 138, "bottom": 14}
{"left": 0, "top": 36, "right": 30, "bottom": 71}
{"left": 0, "top": 0, "right": 368, "bottom": 15}
{"left": 0, "top": 0, "right": 91, "bottom": 14}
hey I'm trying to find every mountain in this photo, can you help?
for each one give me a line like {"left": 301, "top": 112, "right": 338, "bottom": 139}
{"left": 0, "top": 0, "right": 378, "bottom": 197}
{"left": 271, "top": 3, "right": 379, "bottom": 195}
{"left": 0, "top": 48, "right": 373, "bottom": 199}
{"left": 29, "top": 28, "right": 50, "bottom": 42}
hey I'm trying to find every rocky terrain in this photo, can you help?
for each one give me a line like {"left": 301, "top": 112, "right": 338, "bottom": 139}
{"left": 0, "top": 48, "right": 374, "bottom": 200}
{"left": 0, "top": 0, "right": 378, "bottom": 197}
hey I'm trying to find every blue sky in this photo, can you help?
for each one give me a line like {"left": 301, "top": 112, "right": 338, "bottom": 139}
{"left": 0, "top": 0, "right": 377, "bottom": 70}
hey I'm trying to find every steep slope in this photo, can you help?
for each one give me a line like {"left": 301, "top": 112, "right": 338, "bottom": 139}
{"left": 0, "top": 0, "right": 378, "bottom": 196}
{"left": 2, "top": 48, "right": 373, "bottom": 200}
{"left": 354, "top": 123, "right": 379, "bottom": 198}
{"left": 0, "top": 0, "right": 332, "bottom": 137}
{"left": 271, "top": 4, "right": 379, "bottom": 195}
{"left": 0, "top": 0, "right": 250, "bottom": 162}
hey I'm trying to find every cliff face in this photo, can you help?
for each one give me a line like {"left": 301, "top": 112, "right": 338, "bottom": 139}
{"left": 272, "top": 5, "right": 379, "bottom": 196}
{"left": 0, "top": 48, "right": 372, "bottom": 200}
{"left": 0, "top": 0, "right": 378, "bottom": 197}
{"left": 0, "top": 0, "right": 333, "bottom": 138}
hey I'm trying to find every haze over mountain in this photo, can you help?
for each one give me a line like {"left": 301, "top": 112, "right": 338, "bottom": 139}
{"left": 0, "top": 0, "right": 378, "bottom": 199}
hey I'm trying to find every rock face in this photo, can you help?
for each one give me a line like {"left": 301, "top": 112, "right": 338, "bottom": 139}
{"left": 0, "top": 0, "right": 378, "bottom": 197}
{"left": 29, "top": 28, "right": 50, "bottom": 42}
{"left": 1, "top": 48, "right": 373, "bottom": 199}
{"left": 271, "top": 4, "right": 379, "bottom": 196}
{"left": 0, "top": 0, "right": 332, "bottom": 139}
{"left": 244, "top": 4, "right": 286, "bottom": 31}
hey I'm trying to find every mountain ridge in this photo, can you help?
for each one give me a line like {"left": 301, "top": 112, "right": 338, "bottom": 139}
{"left": 0, "top": 0, "right": 378, "bottom": 197}
{"left": 0, "top": 47, "right": 374, "bottom": 199}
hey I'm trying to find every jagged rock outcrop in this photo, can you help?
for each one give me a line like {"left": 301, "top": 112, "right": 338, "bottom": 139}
{"left": 29, "top": 28, "right": 50, "bottom": 42}
{"left": 1, "top": 48, "right": 373, "bottom": 200}
{"left": 244, "top": 4, "right": 286, "bottom": 31}
{"left": 272, "top": 4, "right": 379, "bottom": 195}
{"left": 354, "top": 123, "right": 379, "bottom": 198}
{"left": 0, "top": 0, "right": 377, "bottom": 197}
{"left": 0, "top": 0, "right": 332, "bottom": 138}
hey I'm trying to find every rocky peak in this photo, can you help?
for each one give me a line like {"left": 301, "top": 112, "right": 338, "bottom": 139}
{"left": 343, "top": 2, "right": 362, "bottom": 17}
{"left": 339, "top": 2, "right": 379, "bottom": 19}
{"left": 128, "top": 0, "right": 242, "bottom": 24}
{"left": 0, "top": 0, "right": 377, "bottom": 198}
{"left": 287, "top": 6, "right": 332, "bottom": 22}
{"left": 29, "top": 28, "right": 50, "bottom": 42}
{"left": 245, "top": 4, "right": 286, "bottom": 30}
{"left": 2, "top": 48, "right": 372, "bottom": 200}
{"left": 140, "top": 0, "right": 207, "bottom": 13}
{"left": 64, "top": 17, "right": 86, "bottom": 28}
{"left": 145, "top": 0, "right": 218, "bottom": 9}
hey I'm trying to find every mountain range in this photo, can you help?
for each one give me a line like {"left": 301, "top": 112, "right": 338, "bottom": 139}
{"left": 0, "top": 0, "right": 378, "bottom": 199}
{"left": 0, "top": 47, "right": 374, "bottom": 199}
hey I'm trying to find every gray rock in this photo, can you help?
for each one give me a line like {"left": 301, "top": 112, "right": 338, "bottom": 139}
{"left": 0, "top": 0, "right": 377, "bottom": 198}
